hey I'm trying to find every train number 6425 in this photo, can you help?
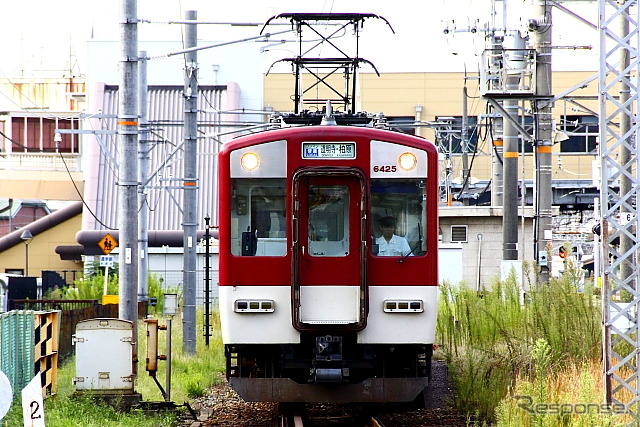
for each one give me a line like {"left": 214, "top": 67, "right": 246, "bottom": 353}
{"left": 373, "top": 165, "right": 397, "bottom": 173}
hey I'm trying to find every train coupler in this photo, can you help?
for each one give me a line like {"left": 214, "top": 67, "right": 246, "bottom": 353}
{"left": 312, "top": 367, "right": 349, "bottom": 383}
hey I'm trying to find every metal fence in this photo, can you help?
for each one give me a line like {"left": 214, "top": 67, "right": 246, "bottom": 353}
{"left": 9, "top": 299, "right": 98, "bottom": 311}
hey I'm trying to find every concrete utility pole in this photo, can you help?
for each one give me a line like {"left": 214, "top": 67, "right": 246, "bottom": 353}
{"left": 118, "top": 0, "right": 139, "bottom": 326}
{"left": 182, "top": 10, "right": 198, "bottom": 355}
{"left": 138, "top": 50, "right": 149, "bottom": 303}
{"left": 501, "top": 27, "right": 528, "bottom": 263}
{"left": 489, "top": 1, "right": 505, "bottom": 208}
{"left": 532, "top": 0, "right": 553, "bottom": 282}
{"left": 502, "top": 72, "right": 519, "bottom": 261}
{"left": 461, "top": 86, "right": 471, "bottom": 205}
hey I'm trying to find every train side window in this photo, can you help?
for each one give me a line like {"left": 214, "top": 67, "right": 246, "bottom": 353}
{"left": 370, "top": 179, "right": 427, "bottom": 257}
{"left": 230, "top": 178, "right": 287, "bottom": 256}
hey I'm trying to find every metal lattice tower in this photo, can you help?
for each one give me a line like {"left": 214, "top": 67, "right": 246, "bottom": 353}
{"left": 599, "top": 0, "right": 640, "bottom": 418}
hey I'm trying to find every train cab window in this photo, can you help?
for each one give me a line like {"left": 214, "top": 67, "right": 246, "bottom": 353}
{"left": 230, "top": 178, "right": 287, "bottom": 256}
{"left": 370, "top": 179, "right": 427, "bottom": 257}
{"left": 308, "top": 185, "right": 349, "bottom": 257}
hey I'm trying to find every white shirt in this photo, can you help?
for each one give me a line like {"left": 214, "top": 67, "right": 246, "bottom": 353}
{"left": 376, "top": 234, "right": 412, "bottom": 257}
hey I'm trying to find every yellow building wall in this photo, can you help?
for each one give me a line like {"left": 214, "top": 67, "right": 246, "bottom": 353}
{"left": 2, "top": 213, "right": 82, "bottom": 278}
{"left": 265, "top": 70, "right": 599, "bottom": 181}
{"left": 0, "top": 170, "right": 83, "bottom": 201}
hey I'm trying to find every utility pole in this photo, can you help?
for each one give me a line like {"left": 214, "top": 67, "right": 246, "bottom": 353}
{"left": 489, "top": 2, "right": 504, "bottom": 208}
{"left": 501, "top": 28, "right": 528, "bottom": 264}
{"left": 118, "top": 0, "right": 139, "bottom": 329}
{"left": 204, "top": 215, "right": 211, "bottom": 347}
{"left": 461, "top": 86, "right": 470, "bottom": 205}
{"left": 502, "top": 70, "right": 519, "bottom": 261}
{"left": 138, "top": 50, "right": 149, "bottom": 305}
{"left": 182, "top": 10, "right": 198, "bottom": 355}
{"left": 532, "top": 0, "right": 553, "bottom": 283}
{"left": 480, "top": 3, "right": 528, "bottom": 273}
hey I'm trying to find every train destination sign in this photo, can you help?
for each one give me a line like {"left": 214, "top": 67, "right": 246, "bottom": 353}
{"left": 302, "top": 142, "right": 356, "bottom": 159}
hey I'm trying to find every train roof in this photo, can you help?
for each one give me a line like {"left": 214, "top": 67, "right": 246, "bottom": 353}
{"left": 221, "top": 124, "right": 437, "bottom": 155}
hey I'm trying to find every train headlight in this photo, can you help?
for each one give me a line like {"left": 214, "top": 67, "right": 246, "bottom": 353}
{"left": 383, "top": 299, "right": 423, "bottom": 313}
{"left": 398, "top": 152, "right": 417, "bottom": 171}
{"left": 241, "top": 152, "right": 260, "bottom": 171}
{"left": 234, "top": 299, "right": 275, "bottom": 313}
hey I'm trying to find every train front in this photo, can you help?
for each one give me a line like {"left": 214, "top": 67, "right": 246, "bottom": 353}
{"left": 218, "top": 125, "right": 439, "bottom": 404}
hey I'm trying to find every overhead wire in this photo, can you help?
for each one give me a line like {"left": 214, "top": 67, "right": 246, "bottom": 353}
{"left": 56, "top": 145, "right": 116, "bottom": 230}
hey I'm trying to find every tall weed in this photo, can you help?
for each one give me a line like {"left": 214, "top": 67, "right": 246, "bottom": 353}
{"left": 495, "top": 360, "right": 622, "bottom": 427}
{"left": 437, "top": 271, "right": 602, "bottom": 423}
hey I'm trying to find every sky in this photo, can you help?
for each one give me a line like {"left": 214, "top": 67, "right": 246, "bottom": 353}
{"left": 1, "top": 0, "right": 601, "bottom": 79}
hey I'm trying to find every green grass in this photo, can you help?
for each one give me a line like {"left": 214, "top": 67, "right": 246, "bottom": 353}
{"left": 1, "top": 309, "right": 225, "bottom": 427}
{"left": 136, "top": 310, "right": 225, "bottom": 404}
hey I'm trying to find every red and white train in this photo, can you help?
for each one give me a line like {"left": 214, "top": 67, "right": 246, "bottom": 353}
{"left": 218, "top": 121, "right": 439, "bottom": 404}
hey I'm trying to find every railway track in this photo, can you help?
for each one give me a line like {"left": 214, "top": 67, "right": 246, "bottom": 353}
{"left": 278, "top": 413, "right": 386, "bottom": 427}
{"left": 185, "top": 398, "right": 472, "bottom": 426}
{"left": 186, "top": 363, "right": 473, "bottom": 426}
{"left": 277, "top": 403, "right": 385, "bottom": 427}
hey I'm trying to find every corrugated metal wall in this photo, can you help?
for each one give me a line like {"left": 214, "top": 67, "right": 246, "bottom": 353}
{"left": 0, "top": 310, "right": 34, "bottom": 394}
{"left": 89, "top": 84, "right": 232, "bottom": 231}
{"left": 0, "top": 310, "right": 62, "bottom": 396}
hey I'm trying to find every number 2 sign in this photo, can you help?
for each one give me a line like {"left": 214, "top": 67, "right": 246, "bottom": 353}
{"left": 21, "top": 373, "right": 45, "bottom": 427}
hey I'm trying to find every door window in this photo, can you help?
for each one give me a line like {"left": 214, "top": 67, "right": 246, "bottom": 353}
{"left": 307, "top": 185, "right": 349, "bottom": 257}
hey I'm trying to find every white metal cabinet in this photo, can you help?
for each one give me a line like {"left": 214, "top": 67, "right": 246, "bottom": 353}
{"left": 73, "top": 318, "right": 134, "bottom": 392}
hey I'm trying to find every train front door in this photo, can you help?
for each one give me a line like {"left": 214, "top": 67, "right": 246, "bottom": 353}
{"left": 293, "top": 170, "right": 367, "bottom": 330}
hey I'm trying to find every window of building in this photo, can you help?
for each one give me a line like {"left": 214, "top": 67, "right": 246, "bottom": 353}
{"left": 558, "top": 115, "right": 598, "bottom": 153}
{"left": 10, "top": 116, "right": 80, "bottom": 153}
{"left": 516, "top": 116, "right": 535, "bottom": 153}
{"left": 386, "top": 116, "right": 416, "bottom": 135}
{"left": 486, "top": 115, "right": 535, "bottom": 154}
{"left": 435, "top": 116, "right": 478, "bottom": 154}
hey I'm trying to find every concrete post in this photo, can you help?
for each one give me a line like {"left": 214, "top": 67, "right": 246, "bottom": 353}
{"left": 118, "top": 0, "right": 139, "bottom": 326}
{"left": 182, "top": 10, "right": 198, "bottom": 355}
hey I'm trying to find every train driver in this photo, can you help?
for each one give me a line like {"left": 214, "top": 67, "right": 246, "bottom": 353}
{"left": 375, "top": 216, "right": 412, "bottom": 257}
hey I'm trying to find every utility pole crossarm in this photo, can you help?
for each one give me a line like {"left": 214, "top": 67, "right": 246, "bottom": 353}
{"left": 485, "top": 98, "right": 535, "bottom": 142}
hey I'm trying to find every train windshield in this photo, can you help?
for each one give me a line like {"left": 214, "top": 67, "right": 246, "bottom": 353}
{"left": 370, "top": 179, "right": 427, "bottom": 257}
{"left": 230, "top": 178, "right": 287, "bottom": 256}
